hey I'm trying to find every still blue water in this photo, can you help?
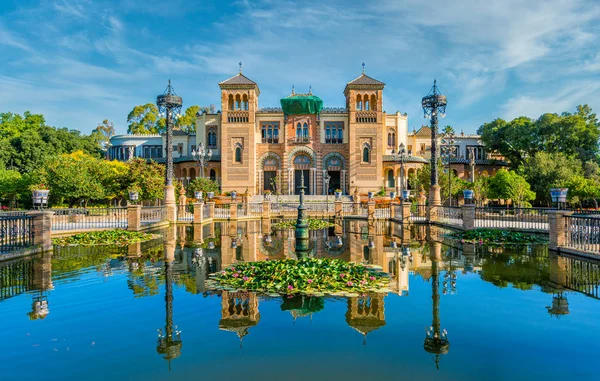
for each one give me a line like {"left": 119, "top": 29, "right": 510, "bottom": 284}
{"left": 1, "top": 221, "right": 600, "bottom": 381}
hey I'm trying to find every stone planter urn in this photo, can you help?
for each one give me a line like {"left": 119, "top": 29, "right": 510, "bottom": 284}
{"left": 32, "top": 190, "right": 50, "bottom": 207}
{"left": 368, "top": 191, "right": 374, "bottom": 200}
{"left": 335, "top": 190, "right": 342, "bottom": 200}
{"left": 231, "top": 191, "right": 237, "bottom": 201}
{"left": 390, "top": 191, "right": 397, "bottom": 200}
{"left": 401, "top": 190, "right": 410, "bottom": 201}
{"left": 194, "top": 191, "right": 203, "bottom": 200}
{"left": 207, "top": 192, "right": 215, "bottom": 200}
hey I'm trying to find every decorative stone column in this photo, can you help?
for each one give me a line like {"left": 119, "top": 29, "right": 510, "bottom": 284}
{"left": 258, "top": 170, "right": 263, "bottom": 195}
{"left": 230, "top": 202, "right": 238, "bottom": 220}
{"left": 127, "top": 205, "right": 141, "bottom": 232}
{"left": 548, "top": 210, "right": 572, "bottom": 251}
{"left": 341, "top": 170, "right": 347, "bottom": 194}
{"left": 193, "top": 202, "right": 203, "bottom": 224}
{"left": 207, "top": 202, "right": 215, "bottom": 220}
{"left": 165, "top": 185, "right": 177, "bottom": 223}
{"left": 178, "top": 187, "right": 187, "bottom": 206}
{"left": 335, "top": 199, "right": 342, "bottom": 219}
{"left": 262, "top": 199, "right": 271, "bottom": 219}
{"left": 367, "top": 200, "right": 376, "bottom": 220}
{"left": 26, "top": 210, "right": 54, "bottom": 252}
{"left": 462, "top": 205, "right": 475, "bottom": 230}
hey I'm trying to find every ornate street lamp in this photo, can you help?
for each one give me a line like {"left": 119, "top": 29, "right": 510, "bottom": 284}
{"left": 467, "top": 146, "right": 476, "bottom": 183}
{"left": 191, "top": 143, "right": 212, "bottom": 179}
{"left": 391, "top": 142, "right": 412, "bottom": 201}
{"left": 422, "top": 80, "right": 447, "bottom": 205}
{"left": 441, "top": 132, "right": 458, "bottom": 206}
{"left": 157, "top": 80, "right": 183, "bottom": 207}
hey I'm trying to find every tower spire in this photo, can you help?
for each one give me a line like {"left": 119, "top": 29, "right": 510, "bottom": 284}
{"left": 362, "top": 62, "right": 365, "bottom": 74}
{"left": 239, "top": 61, "right": 242, "bottom": 73}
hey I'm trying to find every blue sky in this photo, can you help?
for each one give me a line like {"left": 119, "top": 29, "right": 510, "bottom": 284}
{"left": 1, "top": 0, "right": 599, "bottom": 135}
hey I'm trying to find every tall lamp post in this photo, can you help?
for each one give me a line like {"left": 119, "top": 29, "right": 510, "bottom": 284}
{"left": 323, "top": 171, "right": 331, "bottom": 209}
{"left": 422, "top": 80, "right": 447, "bottom": 206}
{"left": 468, "top": 146, "right": 476, "bottom": 183}
{"left": 191, "top": 143, "right": 212, "bottom": 179}
{"left": 441, "top": 132, "right": 458, "bottom": 206}
{"left": 157, "top": 80, "right": 182, "bottom": 217}
{"left": 391, "top": 142, "right": 411, "bottom": 201}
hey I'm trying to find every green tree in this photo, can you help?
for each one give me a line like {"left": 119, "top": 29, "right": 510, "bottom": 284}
{"left": 442, "top": 125, "right": 455, "bottom": 135}
{"left": 408, "top": 163, "right": 467, "bottom": 203}
{"left": 127, "top": 103, "right": 161, "bottom": 134}
{"left": 488, "top": 169, "right": 536, "bottom": 207}
{"left": 565, "top": 175, "right": 600, "bottom": 208}
{"left": 478, "top": 105, "right": 600, "bottom": 167}
{"left": 40, "top": 151, "right": 106, "bottom": 207}
{"left": 522, "top": 152, "right": 582, "bottom": 206}
{"left": 0, "top": 169, "right": 24, "bottom": 206}
{"left": 471, "top": 176, "right": 490, "bottom": 205}
{"left": 126, "top": 158, "right": 164, "bottom": 201}
{"left": 186, "top": 177, "right": 220, "bottom": 198}
{"left": 91, "top": 119, "right": 116, "bottom": 151}
{"left": 176, "top": 105, "right": 200, "bottom": 133}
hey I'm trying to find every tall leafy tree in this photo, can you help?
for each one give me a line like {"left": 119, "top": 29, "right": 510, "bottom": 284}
{"left": 522, "top": 152, "right": 582, "bottom": 206}
{"left": 127, "top": 103, "right": 161, "bottom": 134}
{"left": 91, "top": 119, "right": 116, "bottom": 150}
{"left": 488, "top": 169, "right": 536, "bottom": 207}
{"left": 126, "top": 158, "right": 165, "bottom": 201}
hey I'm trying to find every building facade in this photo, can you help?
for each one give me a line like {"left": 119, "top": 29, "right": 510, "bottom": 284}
{"left": 109, "top": 68, "right": 506, "bottom": 193}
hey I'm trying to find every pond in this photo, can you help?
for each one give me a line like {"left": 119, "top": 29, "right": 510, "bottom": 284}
{"left": 1, "top": 220, "right": 600, "bottom": 381}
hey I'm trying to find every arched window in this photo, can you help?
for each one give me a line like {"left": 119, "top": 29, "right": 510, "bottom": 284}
{"left": 371, "top": 94, "right": 377, "bottom": 111}
{"left": 387, "top": 170, "right": 394, "bottom": 188}
{"left": 356, "top": 94, "right": 362, "bottom": 111}
{"left": 242, "top": 94, "right": 249, "bottom": 111}
{"left": 365, "top": 99, "right": 370, "bottom": 111}
{"left": 302, "top": 122, "right": 309, "bottom": 138}
{"left": 362, "top": 144, "right": 371, "bottom": 163}
{"left": 228, "top": 94, "right": 234, "bottom": 111}
{"left": 207, "top": 129, "right": 217, "bottom": 148}
{"left": 296, "top": 122, "right": 302, "bottom": 138}
{"left": 261, "top": 123, "right": 279, "bottom": 143}
{"left": 391, "top": 133, "right": 396, "bottom": 148}
{"left": 387, "top": 133, "right": 392, "bottom": 147}
{"left": 235, "top": 94, "right": 241, "bottom": 110}
{"left": 235, "top": 146, "right": 242, "bottom": 163}
{"left": 420, "top": 143, "right": 426, "bottom": 154}
{"left": 210, "top": 169, "right": 216, "bottom": 181}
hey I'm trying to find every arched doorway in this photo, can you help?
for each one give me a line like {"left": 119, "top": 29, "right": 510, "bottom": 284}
{"left": 293, "top": 154, "right": 311, "bottom": 195}
{"left": 263, "top": 156, "right": 279, "bottom": 192}
{"left": 189, "top": 167, "right": 197, "bottom": 181}
{"left": 387, "top": 169, "right": 394, "bottom": 188}
{"left": 323, "top": 153, "right": 346, "bottom": 194}
{"left": 209, "top": 169, "right": 216, "bottom": 182}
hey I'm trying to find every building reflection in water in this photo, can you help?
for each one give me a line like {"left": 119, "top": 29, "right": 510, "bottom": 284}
{"left": 219, "top": 291, "right": 260, "bottom": 348}
{"left": 345, "top": 294, "right": 386, "bottom": 345}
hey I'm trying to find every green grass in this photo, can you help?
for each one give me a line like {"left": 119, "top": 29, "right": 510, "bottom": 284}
{"left": 272, "top": 219, "right": 335, "bottom": 230}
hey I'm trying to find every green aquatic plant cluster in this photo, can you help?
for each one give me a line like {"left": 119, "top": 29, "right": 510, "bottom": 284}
{"left": 212, "top": 258, "right": 389, "bottom": 295}
{"left": 452, "top": 229, "right": 547, "bottom": 245}
{"left": 53, "top": 229, "right": 154, "bottom": 246}
{"left": 272, "top": 219, "right": 335, "bottom": 230}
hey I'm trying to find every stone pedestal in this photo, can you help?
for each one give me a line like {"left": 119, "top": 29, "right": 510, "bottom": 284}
{"left": 402, "top": 201, "right": 411, "bottom": 223}
{"left": 429, "top": 185, "right": 441, "bottom": 206}
{"left": 27, "top": 211, "right": 54, "bottom": 252}
{"left": 548, "top": 210, "right": 572, "bottom": 250}
{"left": 164, "top": 185, "right": 177, "bottom": 223}
{"left": 127, "top": 205, "right": 141, "bottom": 231}
{"left": 207, "top": 202, "right": 215, "bottom": 219}
{"left": 462, "top": 205, "right": 475, "bottom": 230}
{"left": 193, "top": 202, "right": 203, "bottom": 224}
{"left": 230, "top": 202, "right": 238, "bottom": 220}
{"left": 367, "top": 200, "right": 375, "bottom": 220}
{"left": 178, "top": 187, "right": 187, "bottom": 206}
{"left": 335, "top": 200, "right": 342, "bottom": 219}
{"left": 262, "top": 200, "right": 271, "bottom": 219}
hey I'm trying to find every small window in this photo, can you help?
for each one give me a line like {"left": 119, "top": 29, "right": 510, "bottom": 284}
{"left": 362, "top": 146, "right": 370, "bottom": 163}
{"left": 235, "top": 146, "right": 242, "bottom": 163}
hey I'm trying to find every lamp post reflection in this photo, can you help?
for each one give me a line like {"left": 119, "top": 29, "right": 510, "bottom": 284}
{"left": 424, "top": 242, "right": 449, "bottom": 370}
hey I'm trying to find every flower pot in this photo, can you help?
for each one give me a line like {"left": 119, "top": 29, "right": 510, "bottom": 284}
{"left": 194, "top": 191, "right": 203, "bottom": 200}
{"left": 402, "top": 190, "right": 410, "bottom": 200}
{"left": 207, "top": 192, "right": 215, "bottom": 200}
{"left": 335, "top": 191, "right": 342, "bottom": 200}
{"left": 389, "top": 192, "right": 397, "bottom": 200}
{"left": 368, "top": 192, "right": 374, "bottom": 200}
{"left": 32, "top": 190, "right": 50, "bottom": 206}
{"left": 463, "top": 189, "right": 474, "bottom": 202}
{"left": 231, "top": 191, "right": 237, "bottom": 201}
{"left": 128, "top": 191, "right": 139, "bottom": 203}
{"left": 264, "top": 193, "right": 272, "bottom": 201}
